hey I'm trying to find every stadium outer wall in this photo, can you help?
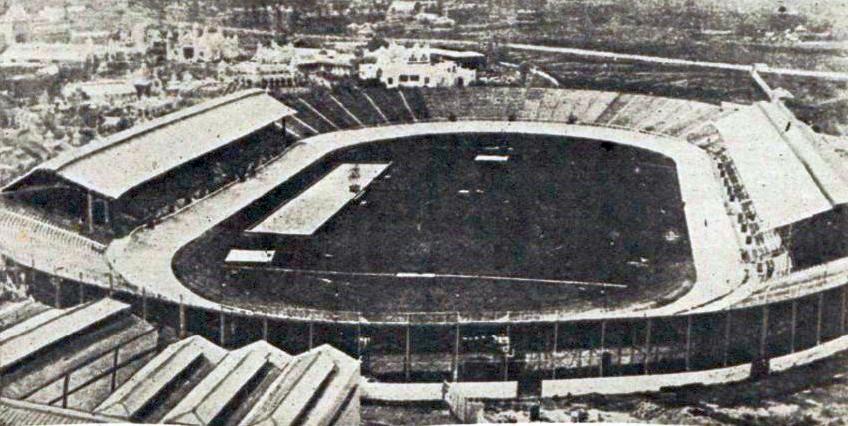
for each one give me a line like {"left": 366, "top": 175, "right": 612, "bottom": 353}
{"left": 9, "top": 257, "right": 848, "bottom": 399}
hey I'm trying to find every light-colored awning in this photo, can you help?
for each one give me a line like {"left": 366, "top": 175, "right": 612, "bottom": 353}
{"left": 716, "top": 104, "right": 833, "bottom": 230}
{"left": 14, "top": 90, "right": 295, "bottom": 200}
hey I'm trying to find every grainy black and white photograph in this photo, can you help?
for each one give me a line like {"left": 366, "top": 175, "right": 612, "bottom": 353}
{"left": 0, "top": 0, "right": 847, "bottom": 424}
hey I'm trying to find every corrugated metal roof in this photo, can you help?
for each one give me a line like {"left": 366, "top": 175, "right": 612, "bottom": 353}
{"left": 162, "top": 340, "right": 291, "bottom": 425}
{"left": 0, "top": 398, "right": 124, "bottom": 425}
{"left": 0, "top": 299, "right": 129, "bottom": 371}
{"left": 716, "top": 105, "right": 833, "bottom": 230}
{"left": 22, "top": 89, "right": 295, "bottom": 200}
{"left": 96, "top": 335, "right": 227, "bottom": 418}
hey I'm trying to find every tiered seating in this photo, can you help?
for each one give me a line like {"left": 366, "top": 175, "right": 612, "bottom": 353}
{"left": 274, "top": 94, "right": 336, "bottom": 134}
{"left": 286, "top": 115, "right": 319, "bottom": 138}
{"left": 400, "top": 88, "right": 432, "bottom": 121}
{"left": 536, "top": 89, "right": 564, "bottom": 121}
{"left": 563, "top": 90, "right": 599, "bottom": 123}
{"left": 547, "top": 93, "right": 575, "bottom": 123}
{"left": 417, "top": 88, "right": 464, "bottom": 120}
{"left": 639, "top": 98, "right": 687, "bottom": 132}
{"left": 238, "top": 345, "right": 360, "bottom": 426}
{"left": 0, "top": 208, "right": 110, "bottom": 287}
{"left": 516, "top": 88, "right": 545, "bottom": 121}
{"left": 711, "top": 147, "right": 791, "bottom": 282}
{"left": 593, "top": 93, "right": 634, "bottom": 125}
{"left": 331, "top": 87, "right": 386, "bottom": 126}
{"left": 326, "top": 93, "right": 364, "bottom": 127}
{"left": 95, "top": 336, "right": 227, "bottom": 422}
{"left": 96, "top": 337, "right": 358, "bottom": 425}
{"left": 610, "top": 96, "right": 664, "bottom": 128}
{"left": 299, "top": 92, "right": 359, "bottom": 130}
{"left": 161, "top": 341, "right": 290, "bottom": 425}
{"left": 355, "top": 88, "right": 391, "bottom": 124}
{"left": 603, "top": 94, "right": 644, "bottom": 127}
{"left": 294, "top": 96, "right": 342, "bottom": 132}
{"left": 663, "top": 103, "right": 725, "bottom": 138}
{"left": 363, "top": 88, "right": 414, "bottom": 123}
{"left": 579, "top": 91, "right": 619, "bottom": 123}
{"left": 0, "top": 299, "right": 159, "bottom": 412}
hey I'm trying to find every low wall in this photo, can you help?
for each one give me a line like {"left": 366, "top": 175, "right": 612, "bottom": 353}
{"left": 362, "top": 381, "right": 518, "bottom": 402}
{"left": 542, "top": 334, "right": 848, "bottom": 398}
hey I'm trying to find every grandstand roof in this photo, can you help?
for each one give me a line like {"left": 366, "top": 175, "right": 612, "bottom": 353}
{"left": 6, "top": 89, "right": 295, "bottom": 200}
{"left": 0, "top": 398, "right": 124, "bottom": 425}
{"left": 0, "top": 299, "right": 129, "bottom": 371}
{"left": 715, "top": 104, "right": 835, "bottom": 230}
{"left": 758, "top": 101, "right": 848, "bottom": 207}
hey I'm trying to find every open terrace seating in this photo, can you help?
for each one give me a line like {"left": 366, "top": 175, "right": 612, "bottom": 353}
{"left": 362, "top": 88, "right": 414, "bottom": 123}
{"left": 331, "top": 87, "right": 387, "bottom": 127}
{"left": 399, "top": 88, "right": 432, "bottom": 121}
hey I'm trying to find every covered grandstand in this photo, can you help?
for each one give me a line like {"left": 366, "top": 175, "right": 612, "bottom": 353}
{"left": 2, "top": 89, "right": 296, "bottom": 236}
{"left": 0, "top": 295, "right": 360, "bottom": 425}
{"left": 715, "top": 102, "right": 848, "bottom": 270}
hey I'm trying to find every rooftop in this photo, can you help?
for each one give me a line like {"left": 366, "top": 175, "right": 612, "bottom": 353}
{"left": 6, "top": 89, "right": 296, "bottom": 200}
{"left": 716, "top": 103, "right": 837, "bottom": 230}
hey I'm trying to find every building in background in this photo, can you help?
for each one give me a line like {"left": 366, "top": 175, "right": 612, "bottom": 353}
{"left": 359, "top": 42, "right": 477, "bottom": 88}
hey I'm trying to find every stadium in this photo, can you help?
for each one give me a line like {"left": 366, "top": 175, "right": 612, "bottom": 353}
{"left": 4, "top": 72, "right": 848, "bottom": 410}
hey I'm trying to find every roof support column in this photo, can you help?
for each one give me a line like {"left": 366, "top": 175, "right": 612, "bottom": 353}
{"left": 452, "top": 319, "right": 461, "bottom": 382}
{"left": 551, "top": 322, "right": 558, "bottom": 380}
{"left": 723, "top": 310, "right": 732, "bottom": 367}
{"left": 103, "top": 200, "right": 110, "bottom": 226}
{"left": 219, "top": 305, "right": 226, "bottom": 347}
{"left": 86, "top": 191, "right": 95, "bottom": 234}
{"left": 760, "top": 305, "right": 769, "bottom": 359}
{"left": 404, "top": 317, "right": 411, "bottom": 381}
{"left": 179, "top": 295, "right": 186, "bottom": 339}
{"left": 841, "top": 286, "right": 847, "bottom": 336}
{"left": 817, "top": 292, "right": 824, "bottom": 345}
{"left": 790, "top": 299, "right": 797, "bottom": 352}
{"left": 685, "top": 315, "right": 692, "bottom": 371}
{"left": 643, "top": 318, "right": 652, "bottom": 375}
{"left": 53, "top": 276, "right": 62, "bottom": 308}
{"left": 598, "top": 321, "right": 607, "bottom": 377}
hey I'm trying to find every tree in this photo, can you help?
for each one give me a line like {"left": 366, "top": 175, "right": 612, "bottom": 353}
{"left": 365, "top": 36, "right": 389, "bottom": 52}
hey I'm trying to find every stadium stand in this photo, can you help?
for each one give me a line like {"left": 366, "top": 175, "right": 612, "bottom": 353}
{"left": 237, "top": 345, "right": 361, "bottom": 426}
{"left": 0, "top": 299, "right": 159, "bottom": 412}
{"left": 2, "top": 90, "right": 296, "bottom": 237}
{"left": 400, "top": 88, "right": 432, "bottom": 121}
{"left": 0, "top": 299, "right": 133, "bottom": 371}
{"left": 362, "top": 88, "right": 414, "bottom": 123}
{"left": 0, "top": 291, "right": 360, "bottom": 425}
{"left": 95, "top": 335, "right": 359, "bottom": 425}
{"left": 94, "top": 335, "right": 228, "bottom": 422}
{"left": 331, "top": 87, "right": 387, "bottom": 127}
{"left": 161, "top": 341, "right": 290, "bottom": 425}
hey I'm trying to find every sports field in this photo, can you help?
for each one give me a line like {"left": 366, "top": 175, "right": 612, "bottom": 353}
{"left": 175, "top": 133, "right": 695, "bottom": 313}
